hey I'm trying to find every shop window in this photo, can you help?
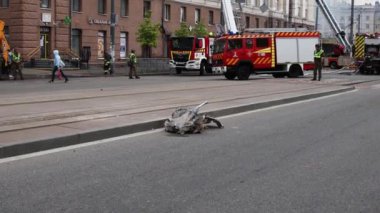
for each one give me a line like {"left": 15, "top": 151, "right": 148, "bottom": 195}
{"left": 180, "top": 7, "right": 187, "bottom": 22}
{"left": 98, "top": 0, "right": 106, "bottom": 14}
{"left": 72, "top": 0, "right": 82, "bottom": 12}
{"left": 0, "top": 0, "right": 9, "bottom": 7}
{"left": 121, "top": 0, "right": 129, "bottom": 17}
{"left": 143, "top": 1, "right": 151, "bottom": 17}
{"left": 97, "top": 31, "right": 106, "bottom": 58}
{"left": 164, "top": 4, "right": 171, "bottom": 21}
{"left": 71, "top": 29, "right": 82, "bottom": 55}
{"left": 40, "top": 0, "right": 50, "bottom": 8}
{"left": 120, "top": 32, "right": 128, "bottom": 59}
{"left": 208, "top": 10, "right": 214, "bottom": 25}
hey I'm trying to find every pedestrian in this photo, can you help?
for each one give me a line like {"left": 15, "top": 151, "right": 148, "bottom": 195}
{"left": 128, "top": 49, "right": 139, "bottom": 79}
{"left": 312, "top": 44, "right": 324, "bottom": 81}
{"left": 49, "top": 50, "right": 68, "bottom": 83}
{"left": 103, "top": 52, "right": 113, "bottom": 75}
{"left": 10, "top": 48, "right": 24, "bottom": 80}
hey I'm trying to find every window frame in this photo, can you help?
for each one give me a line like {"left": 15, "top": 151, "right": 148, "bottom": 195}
{"left": 72, "top": 0, "right": 82, "bottom": 12}
{"left": 40, "top": 0, "right": 50, "bottom": 8}
{"left": 120, "top": 0, "right": 129, "bottom": 17}
{"left": 98, "top": 0, "right": 106, "bottom": 15}
{"left": 143, "top": 0, "right": 151, "bottom": 17}
{"left": 97, "top": 31, "right": 106, "bottom": 59}
{"left": 195, "top": 8, "right": 201, "bottom": 24}
{"left": 71, "top": 29, "right": 82, "bottom": 55}
{"left": 180, "top": 7, "right": 187, "bottom": 22}
{"left": 164, "top": 4, "right": 171, "bottom": 21}
{"left": 208, "top": 10, "right": 214, "bottom": 25}
{"left": 0, "top": 0, "right": 9, "bottom": 7}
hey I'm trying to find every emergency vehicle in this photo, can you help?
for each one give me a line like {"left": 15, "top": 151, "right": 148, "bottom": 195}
{"left": 169, "top": 36, "right": 214, "bottom": 75}
{"left": 354, "top": 33, "right": 380, "bottom": 75}
{"left": 0, "top": 20, "right": 10, "bottom": 67}
{"left": 211, "top": 30, "right": 320, "bottom": 80}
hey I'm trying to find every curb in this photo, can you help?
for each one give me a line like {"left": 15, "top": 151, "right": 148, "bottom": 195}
{"left": 0, "top": 86, "right": 355, "bottom": 159}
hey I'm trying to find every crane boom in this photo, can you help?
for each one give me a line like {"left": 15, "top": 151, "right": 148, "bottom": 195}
{"left": 221, "top": 0, "right": 238, "bottom": 34}
{"left": 315, "top": 0, "right": 352, "bottom": 53}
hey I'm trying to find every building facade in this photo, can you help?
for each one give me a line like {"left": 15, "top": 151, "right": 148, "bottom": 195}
{"left": 0, "top": 0, "right": 315, "bottom": 65}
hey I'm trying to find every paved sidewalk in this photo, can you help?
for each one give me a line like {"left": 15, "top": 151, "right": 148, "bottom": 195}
{"left": 0, "top": 73, "right": 357, "bottom": 158}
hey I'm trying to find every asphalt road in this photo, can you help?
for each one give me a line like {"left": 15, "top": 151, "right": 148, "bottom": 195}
{"left": 1, "top": 78, "right": 380, "bottom": 212}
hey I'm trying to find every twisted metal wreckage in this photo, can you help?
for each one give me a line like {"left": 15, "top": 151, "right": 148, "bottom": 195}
{"left": 164, "top": 101, "right": 224, "bottom": 134}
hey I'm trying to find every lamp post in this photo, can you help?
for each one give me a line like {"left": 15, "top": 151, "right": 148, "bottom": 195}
{"left": 350, "top": 0, "right": 354, "bottom": 44}
{"left": 110, "top": 0, "right": 116, "bottom": 71}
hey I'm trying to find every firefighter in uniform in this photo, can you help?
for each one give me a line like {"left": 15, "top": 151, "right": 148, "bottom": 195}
{"left": 312, "top": 44, "right": 324, "bottom": 81}
{"left": 11, "top": 48, "right": 24, "bottom": 80}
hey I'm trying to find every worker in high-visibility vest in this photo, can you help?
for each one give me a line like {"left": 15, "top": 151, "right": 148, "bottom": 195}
{"left": 312, "top": 44, "right": 324, "bottom": 81}
{"left": 11, "top": 48, "right": 24, "bottom": 80}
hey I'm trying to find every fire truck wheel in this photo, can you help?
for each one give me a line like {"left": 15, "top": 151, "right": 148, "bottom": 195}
{"left": 237, "top": 65, "right": 251, "bottom": 80}
{"left": 288, "top": 65, "right": 302, "bottom": 78}
{"left": 176, "top": 68, "right": 182, "bottom": 74}
{"left": 224, "top": 71, "right": 237, "bottom": 80}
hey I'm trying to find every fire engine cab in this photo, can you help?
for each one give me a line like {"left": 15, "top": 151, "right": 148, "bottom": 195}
{"left": 169, "top": 36, "right": 214, "bottom": 75}
{"left": 211, "top": 29, "right": 320, "bottom": 80}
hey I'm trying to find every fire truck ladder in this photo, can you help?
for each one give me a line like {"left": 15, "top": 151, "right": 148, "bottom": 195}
{"left": 221, "top": 0, "right": 238, "bottom": 34}
{"left": 316, "top": 0, "right": 352, "bottom": 53}
{"left": 233, "top": 0, "right": 245, "bottom": 32}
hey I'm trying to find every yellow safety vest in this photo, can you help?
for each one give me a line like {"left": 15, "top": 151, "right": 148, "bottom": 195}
{"left": 314, "top": 50, "right": 324, "bottom": 58}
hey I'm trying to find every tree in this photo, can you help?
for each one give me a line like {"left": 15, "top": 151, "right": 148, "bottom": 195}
{"left": 136, "top": 11, "right": 160, "bottom": 57}
{"left": 174, "top": 23, "right": 191, "bottom": 37}
{"left": 193, "top": 22, "right": 209, "bottom": 37}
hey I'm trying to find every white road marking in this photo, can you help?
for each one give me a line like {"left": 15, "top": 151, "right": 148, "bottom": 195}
{"left": 0, "top": 89, "right": 357, "bottom": 164}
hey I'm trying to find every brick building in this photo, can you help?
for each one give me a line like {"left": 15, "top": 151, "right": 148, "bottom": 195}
{"left": 0, "top": 0, "right": 315, "bottom": 65}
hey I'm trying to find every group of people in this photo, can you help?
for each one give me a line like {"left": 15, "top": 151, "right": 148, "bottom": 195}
{"left": 103, "top": 49, "right": 140, "bottom": 79}
{"left": 48, "top": 49, "right": 139, "bottom": 83}
{"left": 0, "top": 48, "right": 23, "bottom": 80}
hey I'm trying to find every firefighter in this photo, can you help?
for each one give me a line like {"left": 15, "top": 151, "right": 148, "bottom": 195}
{"left": 10, "top": 48, "right": 24, "bottom": 80}
{"left": 312, "top": 44, "right": 324, "bottom": 81}
{"left": 103, "top": 52, "right": 113, "bottom": 75}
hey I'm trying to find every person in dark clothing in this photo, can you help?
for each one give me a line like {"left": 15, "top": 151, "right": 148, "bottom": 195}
{"left": 128, "top": 49, "right": 139, "bottom": 79}
{"left": 312, "top": 44, "right": 324, "bottom": 81}
{"left": 104, "top": 52, "right": 113, "bottom": 75}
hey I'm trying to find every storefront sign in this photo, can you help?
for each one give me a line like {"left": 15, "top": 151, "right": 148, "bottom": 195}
{"left": 42, "top": 13, "right": 52, "bottom": 23}
{"left": 88, "top": 17, "right": 111, "bottom": 25}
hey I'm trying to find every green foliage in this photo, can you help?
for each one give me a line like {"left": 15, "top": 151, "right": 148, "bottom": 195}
{"left": 193, "top": 22, "right": 209, "bottom": 37}
{"left": 174, "top": 23, "right": 191, "bottom": 37}
{"left": 136, "top": 11, "right": 160, "bottom": 48}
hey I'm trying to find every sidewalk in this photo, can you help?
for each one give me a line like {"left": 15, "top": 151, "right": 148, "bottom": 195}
{"left": 0, "top": 74, "right": 356, "bottom": 159}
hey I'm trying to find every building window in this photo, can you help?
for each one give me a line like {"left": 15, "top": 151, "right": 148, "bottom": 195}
{"left": 366, "top": 16, "right": 370, "bottom": 21}
{"left": 72, "top": 0, "right": 81, "bottom": 12}
{"left": 245, "top": 16, "right": 250, "bottom": 28}
{"left": 120, "top": 0, "right": 129, "bottom": 16}
{"left": 71, "top": 29, "right": 82, "bottom": 55}
{"left": 195, "top": 9, "right": 201, "bottom": 24}
{"left": 366, "top": 24, "right": 370, "bottom": 29}
{"left": 255, "top": 0, "right": 260, "bottom": 6}
{"left": 97, "top": 31, "right": 106, "bottom": 58}
{"left": 120, "top": 32, "right": 128, "bottom": 58}
{"left": 40, "top": 0, "right": 50, "bottom": 8}
{"left": 208, "top": 10, "right": 214, "bottom": 25}
{"left": 180, "top": 7, "right": 187, "bottom": 22}
{"left": 0, "top": 0, "right": 9, "bottom": 7}
{"left": 143, "top": 1, "right": 151, "bottom": 17}
{"left": 256, "top": 18, "right": 260, "bottom": 28}
{"left": 98, "top": 0, "right": 106, "bottom": 14}
{"left": 164, "top": 4, "right": 171, "bottom": 21}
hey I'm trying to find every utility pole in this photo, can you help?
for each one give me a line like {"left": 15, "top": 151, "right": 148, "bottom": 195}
{"left": 110, "top": 0, "right": 116, "bottom": 71}
{"left": 350, "top": 0, "right": 354, "bottom": 44}
{"left": 315, "top": 6, "right": 319, "bottom": 30}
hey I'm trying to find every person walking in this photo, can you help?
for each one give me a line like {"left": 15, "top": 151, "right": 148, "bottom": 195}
{"left": 128, "top": 49, "right": 139, "bottom": 79}
{"left": 103, "top": 52, "right": 113, "bottom": 75}
{"left": 49, "top": 50, "right": 68, "bottom": 83}
{"left": 312, "top": 44, "right": 324, "bottom": 81}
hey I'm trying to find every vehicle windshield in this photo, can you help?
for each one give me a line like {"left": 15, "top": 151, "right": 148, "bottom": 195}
{"left": 213, "top": 39, "right": 226, "bottom": 54}
{"left": 171, "top": 37, "right": 194, "bottom": 51}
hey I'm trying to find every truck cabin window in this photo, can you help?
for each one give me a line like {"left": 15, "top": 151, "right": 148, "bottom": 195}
{"left": 246, "top": 38, "right": 253, "bottom": 49}
{"left": 171, "top": 37, "right": 194, "bottom": 51}
{"left": 256, "top": 38, "right": 269, "bottom": 48}
{"left": 213, "top": 39, "right": 226, "bottom": 54}
{"left": 228, "top": 39, "right": 243, "bottom": 50}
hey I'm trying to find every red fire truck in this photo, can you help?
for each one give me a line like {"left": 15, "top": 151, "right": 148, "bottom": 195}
{"left": 169, "top": 36, "right": 214, "bottom": 75}
{"left": 211, "top": 30, "right": 320, "bottom": 80}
